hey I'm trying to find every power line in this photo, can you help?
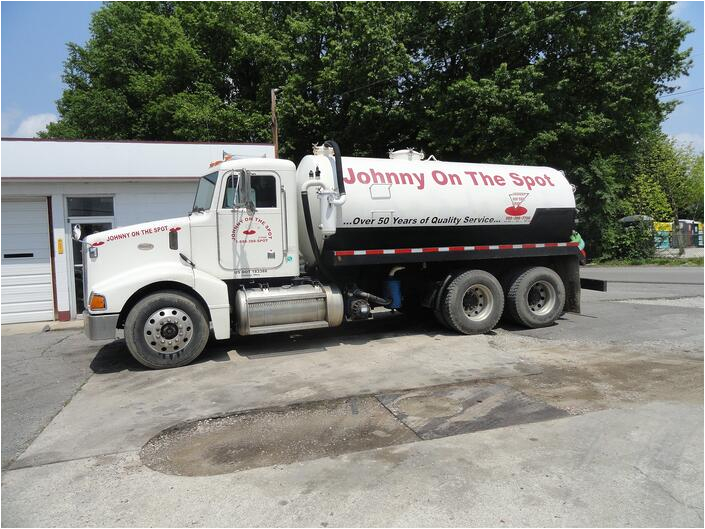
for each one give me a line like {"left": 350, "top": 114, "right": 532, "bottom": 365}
{"left": 335, "top": 2, "right": 589, "bottom": 99}
{"left": 659, "top": 87, "right": 704, "bottom": 99}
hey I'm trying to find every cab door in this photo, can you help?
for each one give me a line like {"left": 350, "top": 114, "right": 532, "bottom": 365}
{"left": 217, "top": 171, "right": 285, "bottom": 275}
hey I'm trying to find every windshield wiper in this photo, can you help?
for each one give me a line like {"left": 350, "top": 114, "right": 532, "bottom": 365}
{"left": 192, "top": 206, "right": 206, "bottom": 213}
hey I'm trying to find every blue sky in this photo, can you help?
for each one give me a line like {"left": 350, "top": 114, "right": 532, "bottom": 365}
{"left": 1, "top": 1, "right": 703, "bottom": 151}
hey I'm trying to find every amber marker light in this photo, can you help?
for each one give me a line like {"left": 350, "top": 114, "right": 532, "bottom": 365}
{"left": 89, "top": 293, "right": 107, "bottom": 311}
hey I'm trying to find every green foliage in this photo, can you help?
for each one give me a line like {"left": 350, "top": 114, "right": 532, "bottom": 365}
{"left": 680, "top": 152, "right": 704, "bottom": 222}
{"left": 623, "top": 172, "right": 673, "bottom": 221}
{"left": 627, "top": 132, "right": 704, "bottom": 224}
{"left": 603, "top": 221, "right": 656, "bottom": 261}
{"left": 594, "top": 256, "right": 703, "bottom": 266}
{"left": 42, "top": 1, "right": 694, "bottom": 257}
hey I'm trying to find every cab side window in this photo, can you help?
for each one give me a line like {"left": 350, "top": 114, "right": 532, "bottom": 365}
{"left": 222, "top": 174, "right": 277, "bottom": 209}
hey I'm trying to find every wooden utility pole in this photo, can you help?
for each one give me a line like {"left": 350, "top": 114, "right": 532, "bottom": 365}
{"left": 271, "top": 88, "right": 280, "bottom": 158}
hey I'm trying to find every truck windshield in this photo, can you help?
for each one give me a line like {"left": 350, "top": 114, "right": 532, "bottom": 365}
{"left": 192, "top": 172, "right": 219, "bottom": 211}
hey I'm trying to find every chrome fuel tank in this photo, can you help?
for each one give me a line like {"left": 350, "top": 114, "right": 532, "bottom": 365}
{"left": 234, "top": 283, "right": 343, "bottom": 336}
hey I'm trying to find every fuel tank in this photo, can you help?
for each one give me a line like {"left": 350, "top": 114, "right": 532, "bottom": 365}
{"left": 296, "top": 153, "right": 576, "bottom": 265}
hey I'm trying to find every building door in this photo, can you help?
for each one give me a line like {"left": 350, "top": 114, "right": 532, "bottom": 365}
{"left": 65, "top": 196, "right": 114, "bottom": 315}
{"left": 1, "top": 198, "right": 54, "bottom": 323}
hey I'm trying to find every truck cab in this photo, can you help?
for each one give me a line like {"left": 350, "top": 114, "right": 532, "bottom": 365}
{"left": 81, "top": 157, "right": 309, "bottom": 368}
{"left": 188, "top": 158, "right": 300, "bottom": 281}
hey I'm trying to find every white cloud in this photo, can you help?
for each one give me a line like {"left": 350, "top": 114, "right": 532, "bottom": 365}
{"left": 11, "top": 113, "right": 57, "bottom": 137}
{"left": 671, "top": 132, "right": 704, "bottom": 153}
{"left": 1, "top": 108, "right": 23, "bottom": 136}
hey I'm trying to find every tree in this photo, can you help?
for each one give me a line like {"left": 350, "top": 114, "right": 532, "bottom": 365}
{"left": 636, "top": 133, "right": 703, "bottom": 222}
{"left": 626, "top": 132, "right": 704, "bottom": 252}
{"left": 683, "top": 153, "right": 704, "bottom": 222}
{"left": 42, "top": 1, "right": 693, "bottom": 257}
{"left": 623, "top": 172, "right": 673, "bottom": 222}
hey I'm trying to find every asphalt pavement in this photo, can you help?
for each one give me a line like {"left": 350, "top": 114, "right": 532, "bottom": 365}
{"left": 1, "top": 265, "right": 702, "bottom": 527}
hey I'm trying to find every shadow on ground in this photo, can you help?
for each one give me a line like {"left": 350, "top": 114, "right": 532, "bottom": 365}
{"left": 89, "top": 310, "right": 522, "bottom": 375}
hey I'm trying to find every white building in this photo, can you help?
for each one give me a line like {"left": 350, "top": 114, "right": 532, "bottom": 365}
{"left": 1, "top": 138, "right": 274, "bottom": 324}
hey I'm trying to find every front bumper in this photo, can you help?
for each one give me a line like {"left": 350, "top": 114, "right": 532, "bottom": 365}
{"left": 83, "top": 311, "right": 119, "bottom": 340}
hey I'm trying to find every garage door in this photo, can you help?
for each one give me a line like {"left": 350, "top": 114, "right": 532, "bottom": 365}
{"left": 1, "top": 198, "right": 55, "bottom": 323}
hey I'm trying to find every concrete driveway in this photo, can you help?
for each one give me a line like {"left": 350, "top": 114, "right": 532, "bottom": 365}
{"left": 1, "top": 266, "right": 703, "bottom": 527}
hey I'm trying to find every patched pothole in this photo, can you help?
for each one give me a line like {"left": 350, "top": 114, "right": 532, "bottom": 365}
{"left": 141, "top": 383, "right": 568, "bottom": 476}
{"left": 378, "top": 384, "right": 568, "bottom": 440}
{"left": 140, "top": 396, "right": 417, "bottom": 476}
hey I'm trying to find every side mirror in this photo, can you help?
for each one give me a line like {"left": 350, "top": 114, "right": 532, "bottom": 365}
{"left": 72, "top": 225, "right": 82, "bottom": 242}
{"left": 234, "top": 169, "right": 256, "bottom": 214}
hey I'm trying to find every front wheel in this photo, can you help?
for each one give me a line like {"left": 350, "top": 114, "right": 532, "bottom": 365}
{"left": 124, "top": 290, "right": 210, "bottom": 369}
{"left": 441, "top": 270, "right": 504, "bottom": 334}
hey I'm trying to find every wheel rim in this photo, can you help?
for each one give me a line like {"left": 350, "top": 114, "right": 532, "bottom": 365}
{"left": 527, "top": 280, "right": 556, "bottom": 316}
{"left": 143, "top": 307, "right": 193, "bottom": 354}
{"left": 461, "top": 284, "right": 494, "bottom": 322}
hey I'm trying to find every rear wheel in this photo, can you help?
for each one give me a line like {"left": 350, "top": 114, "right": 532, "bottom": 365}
{"left": 434, "top": 306, "right": 452, "bottom": 330}
{"left": 124, "top": 290, "right": 210, "bottom": 369}
{"left": 441, "top": 270, "right": 504, "bottom": 334}
{"left": 506, "top": 266, "right": 565, "bottom": 328}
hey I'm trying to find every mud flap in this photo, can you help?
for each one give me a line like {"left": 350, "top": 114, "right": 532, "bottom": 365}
{"left": 580, "top": 278, "right": 608, "bottom": 292}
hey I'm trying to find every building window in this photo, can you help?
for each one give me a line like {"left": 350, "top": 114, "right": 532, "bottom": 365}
{"left": 67, "top": 196, "right": 114, "bottom": 217}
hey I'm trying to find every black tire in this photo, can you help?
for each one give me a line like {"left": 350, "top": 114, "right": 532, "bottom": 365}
{"left": 434, "top": 306, "right": 453, "bottom": 330}
{"left": 124, "top": 290, "right": 210, "bottom": 369}
{"left": 441, "top": 270, "right": 504, "bottom": 334}
{"left": 506, "top": 266, "right": 565, "bottom": 328}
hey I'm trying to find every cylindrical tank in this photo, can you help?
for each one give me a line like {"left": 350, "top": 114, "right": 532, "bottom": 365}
{"left": 296, "top": 154, "right": 576, "bottom": 266}
{"left": 235, "top": 284, "right": 344, "bottom": 335}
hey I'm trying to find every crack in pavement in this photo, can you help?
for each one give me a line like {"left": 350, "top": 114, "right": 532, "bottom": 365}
{"left": 632, "top": 465, "right": 704, "bottom": 521}
{"left": 37, "top": 332, "right": 78, "bottom": 358}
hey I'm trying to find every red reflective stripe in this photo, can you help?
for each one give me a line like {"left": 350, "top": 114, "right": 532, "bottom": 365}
{"left": 335, "top": 242, "right": 575, "bottom": 256}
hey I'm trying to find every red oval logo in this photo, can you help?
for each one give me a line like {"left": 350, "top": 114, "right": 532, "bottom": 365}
{"left": 505, "top": 206, "right": 528, "bottom": 216}
{"left": 90, "top": 241, "right": 105, "bottom": 247}
{"left": 242, "top": 229, "right": 256, "bottom": 235}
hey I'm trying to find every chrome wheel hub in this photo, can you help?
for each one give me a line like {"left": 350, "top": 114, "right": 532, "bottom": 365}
{"left": 461, "top": 284, "right": 494, "bottom": 322}
{"left": 143, "top": 307, "right": 193, "bottom": 354}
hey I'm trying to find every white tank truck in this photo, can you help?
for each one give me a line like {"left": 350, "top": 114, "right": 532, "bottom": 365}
{"left": 78, "top": 140, "right": 604, "bottom": 369}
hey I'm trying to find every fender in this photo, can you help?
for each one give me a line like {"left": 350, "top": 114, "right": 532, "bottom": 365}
{"left": 193, "top": 268, "right": 231, "bottom": 340}
{"left": 89, "top": 262, "right": 232, "bottom": 340}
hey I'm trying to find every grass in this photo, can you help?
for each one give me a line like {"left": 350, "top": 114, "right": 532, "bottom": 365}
{"left": 591, "top": 257, "right": 704, "bottom": 267}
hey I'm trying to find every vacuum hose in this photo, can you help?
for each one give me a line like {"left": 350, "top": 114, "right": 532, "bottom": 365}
{"left": 323, "top": 139, "right": 345, "bottom": 195}
{"left": 301, "top": 182, "right": 332, "bottom": 282}
{"left": 352, "top": 289, "right": 391, "bottom": 307}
